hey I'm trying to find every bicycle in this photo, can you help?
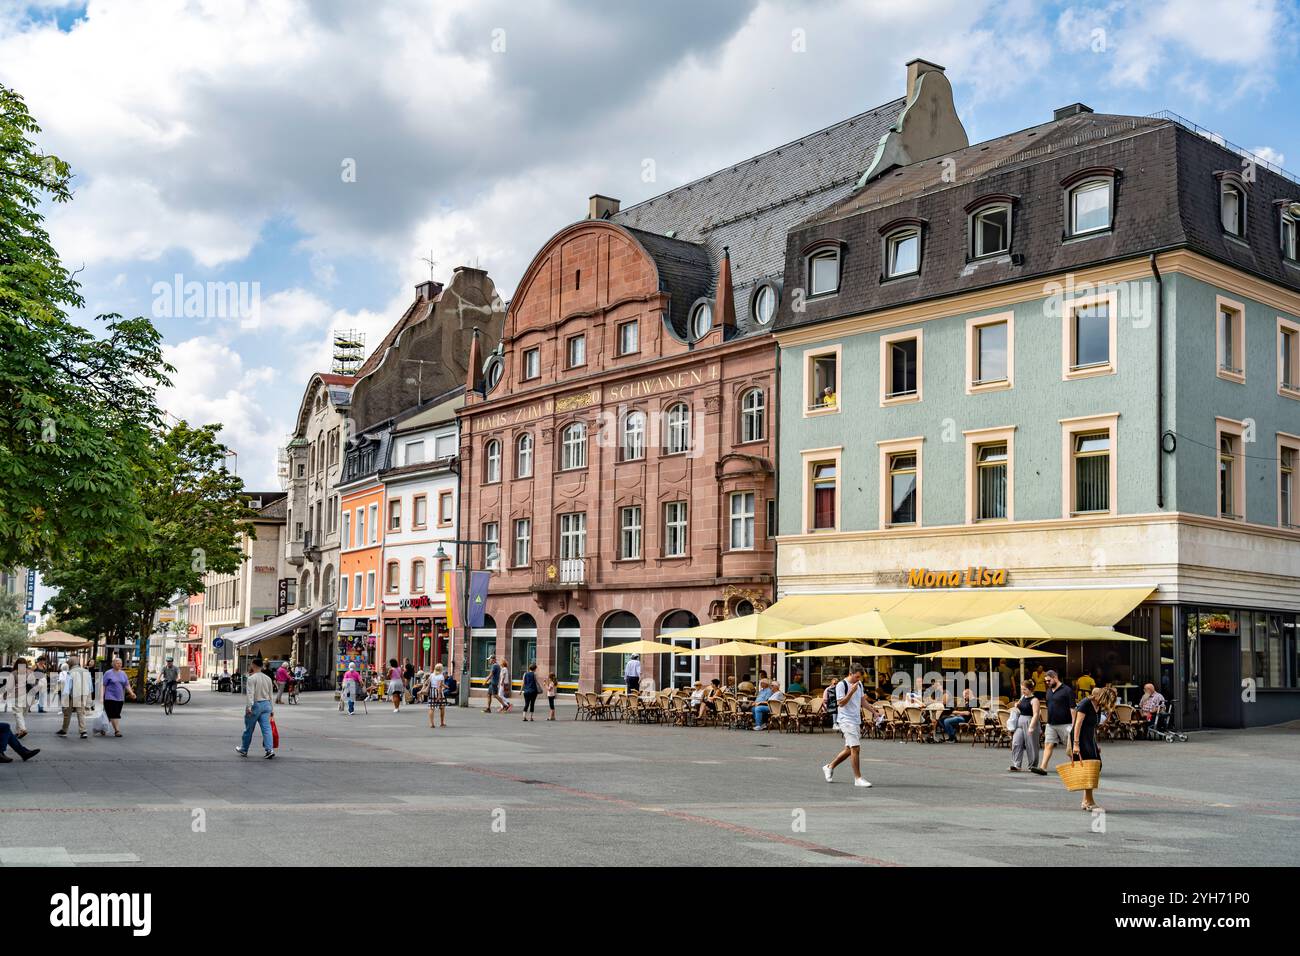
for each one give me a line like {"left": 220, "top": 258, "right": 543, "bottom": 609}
{"left": 286, "top": 679, "right": 300, "bottom": 705}
{"left": 163, "top": 682, "right": 176, "bottom": 715}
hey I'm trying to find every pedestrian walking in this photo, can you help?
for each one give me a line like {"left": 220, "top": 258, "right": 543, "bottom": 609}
{"left": 0, "top": 722, "right": 39, "bottom": 763}
{"left": 483, "top": 656, "right": 500, "bottom": 713}
{"left": 521, "top": 663, "right": 540, "bottom": 722}
{"left": 274, "top": 662, "right": 291, "bottom": 703}
{"left": 341, "top": 662, "right": 361, "bottom": 716}
{"left": 1034, "top": 669, "right": 1074, "bottom": 775}
{"left": 101, "top": 657, "right": 135, "bottom": 737}
{"left": 1070, "top": 685, "right": 1114, "bottom": 811}
{"left": 544, "top": 672, "right": 558, "bottom": 721}
{"left": 624, "top": 654, "right": 641, "bottom": 694}
{"left": 822, "top": 664, "right": 872, "bottom": 788}
{"left": 1008, "top": 679, "right": 1041, "bottom": 772}
{"left": 387, "top": 659, "right": 405, "bottom": 713}
{"left": 235, "top": 657, "right": 276, "bottom": 759}
{"left": 403, "top": 659, "right": 415, "bottom": 704}
{"left": 497, "top": 658, "right": 512, "bottom": 713}
{"left": 57, "top": 657, "right": 93, "bottom": 740}
{"left": 3, "top": 659, "right": 32, "bottom": 739}
{"left": 427, "top": 663, "right": 447, "bottom": 729}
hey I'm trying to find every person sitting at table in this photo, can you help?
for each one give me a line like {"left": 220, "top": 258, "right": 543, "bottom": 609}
{"left": 689, "top": 681, "right": 706, "bottom": 707}
{"left": 696, "top": 679, "right": 723, "bottom": 722}
{"left": 787, "top": 671, "right": 807, "bottom": 694}
{"left": 751, "top": 679, "right": 774, "bottom": 730}
{"left": 941, "top": 688, "right": 976, "bottom": 742}
{"left": 1138, "top": 683, "right": 1165, "bottom": 721}
{"left": 738, "top": 674, "right": 756, "bottom": 696}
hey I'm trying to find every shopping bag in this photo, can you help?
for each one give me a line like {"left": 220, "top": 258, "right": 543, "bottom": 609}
{"left": 1056, "top": 754, "right": 1101, "bottom": 791}
{"left": 270, "top": 717, "right": 280, "bottom": 749}
{"left": 90, "top": 708, "right": 112, "bottom": 736}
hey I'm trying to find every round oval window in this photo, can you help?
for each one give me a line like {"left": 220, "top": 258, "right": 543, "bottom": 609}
{"left": 691, "top": 302, "right": 712, "bottom": 339}
{"left": 485, "top": 359, "right": 502, "bottom": 390}
{"left": 753, "top": 285, "right": 776, "bottom": 325}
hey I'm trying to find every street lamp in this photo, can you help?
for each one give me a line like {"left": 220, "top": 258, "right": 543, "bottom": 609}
{"left": 434, "top": 537, "right": 494, "bottom": 708}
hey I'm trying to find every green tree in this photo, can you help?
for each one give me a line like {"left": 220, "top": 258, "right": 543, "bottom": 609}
{"left": 44, "top": 421, "right": 255, "bottom": 693}
{"left": 0, "top": 590, "right": 27, "bottom": 660}
{"left": 0, "top": 82, "right": 171, "bottom": 569}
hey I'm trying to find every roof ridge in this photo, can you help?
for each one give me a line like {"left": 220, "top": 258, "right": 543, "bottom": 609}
{"left": 613, "top": 96, "right": 906, "bottom": 218}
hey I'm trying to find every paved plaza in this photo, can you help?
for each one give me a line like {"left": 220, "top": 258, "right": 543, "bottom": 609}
{"left": 1, "top": 686, "right": 1296, "bottom": 866}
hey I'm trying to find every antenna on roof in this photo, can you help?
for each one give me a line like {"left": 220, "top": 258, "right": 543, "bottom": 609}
{"left": 420, "top": 249, "right": 438, "bottom": 281}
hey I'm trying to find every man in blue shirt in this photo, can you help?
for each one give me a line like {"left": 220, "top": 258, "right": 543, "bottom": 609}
{"left": 751, "top": 680, "right": 774, "bottom": 730}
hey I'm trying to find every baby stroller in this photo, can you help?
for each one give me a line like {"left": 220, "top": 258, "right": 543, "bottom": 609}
{"left": 1145, "top": 699, "right": 1188, "bottom": 742}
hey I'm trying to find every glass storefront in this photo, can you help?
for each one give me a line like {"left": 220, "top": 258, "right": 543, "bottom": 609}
{"left": 555, "top": 615, "right": 581, "bottom": 691}
{"left": 600, "top": 611, "right": 641, "bottom": 689}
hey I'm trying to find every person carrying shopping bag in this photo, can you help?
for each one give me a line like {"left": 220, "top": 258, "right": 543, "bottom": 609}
{"left": 235, "top": 657, "right": 276, "bottom": 759}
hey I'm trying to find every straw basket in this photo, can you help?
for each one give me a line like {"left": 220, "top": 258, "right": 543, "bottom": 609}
{"left": 1057, "top": 755, "right": 1101, "bottom": 791}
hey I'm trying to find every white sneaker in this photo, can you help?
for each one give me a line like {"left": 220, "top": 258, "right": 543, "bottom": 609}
{"left": 854, "top": 777, "right": 872, "bottom": 788}
{"left": 822, "top": 764, "right": 834, "bottom": 782}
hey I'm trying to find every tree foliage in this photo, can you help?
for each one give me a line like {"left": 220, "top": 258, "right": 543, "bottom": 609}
{"left": 44, "top": 421, "right": 256, "bottom": 692}
{"left": 0, "top": 82, "right": 172, "bottom": 568}
{"left": 0, "top": 590, "right": 27, "bottom": 660}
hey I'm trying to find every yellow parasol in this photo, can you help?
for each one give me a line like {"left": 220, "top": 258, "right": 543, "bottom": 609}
{"left": 783, "top": 641, "right": 914, "bottom": 658}
{"left": 682, "top": 640, "right": 790, "bottom": 657}
{"left": 763, "top": 609, "right": 933, "bottom": 644}
{"left": 903, "top": 606, "right": 1145, "bottom": 645}
{"left": 663, "top": 614, "right": 802, "bottom": 643}
{"left": 590, "top": 640, "right": 684, "bottom": 655}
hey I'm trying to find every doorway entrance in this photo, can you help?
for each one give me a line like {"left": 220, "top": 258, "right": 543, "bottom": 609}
{"left": 660, "top": 610, "right": 700, "bottom": 689}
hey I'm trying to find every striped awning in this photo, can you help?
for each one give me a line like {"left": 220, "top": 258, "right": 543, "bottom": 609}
{"left": 229, "top": 605, "right": 332, "bottom": 649}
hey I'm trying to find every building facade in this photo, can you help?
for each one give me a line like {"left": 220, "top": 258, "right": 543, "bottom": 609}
{"left": 773, "top": 69, "right": 1300, "bottom": 727}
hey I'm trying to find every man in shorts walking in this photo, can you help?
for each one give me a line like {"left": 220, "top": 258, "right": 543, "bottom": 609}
{"left": 822, "top": 664, "right": 872, "bottom": 788}
{"left": 1034, "top": 669, "right": 1074, "bottom": 775}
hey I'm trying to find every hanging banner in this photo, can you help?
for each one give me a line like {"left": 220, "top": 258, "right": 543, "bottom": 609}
{"left": 467, "top": 571, "right": 491, "bottom": 628}
{"left": 445, "top": 570, "right": 461, "bottom": 629}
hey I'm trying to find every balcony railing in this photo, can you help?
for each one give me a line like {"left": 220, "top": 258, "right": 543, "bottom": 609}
{"left": 531, "top": 555, "right": 595, "bottom": 590}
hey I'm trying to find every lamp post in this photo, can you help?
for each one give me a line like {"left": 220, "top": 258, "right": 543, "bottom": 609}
{"left": 434, "top": 537, "right": 494, "bottom": 708}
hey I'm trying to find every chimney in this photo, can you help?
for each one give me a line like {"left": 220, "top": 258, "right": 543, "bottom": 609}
{"left": 905, "top": 58, "right": 946, "bottom": 103}
{"left": 415, "top": 280, "right": 444, "bottom": 302}
{"left": 465, "top": 327, "right": 482, "bottom": 395}
{"left": 588, "top": 194, "right": 620, "bottom": 220}
{"left": 1053, "top": 103, "right": 1094, "bottom": 121}
{"left": 714, "top": 246, "right": 736, "bottom": 336}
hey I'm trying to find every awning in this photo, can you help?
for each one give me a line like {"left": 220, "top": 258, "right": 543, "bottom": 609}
{"left": 765, "top": 587, "right": 1155, "bottom": 627}
{"left": 229, "top": 605, "right": 332, "bottom": 650}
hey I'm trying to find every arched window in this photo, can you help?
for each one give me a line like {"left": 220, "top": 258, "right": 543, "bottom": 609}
{"left": 299, "top": 571, "right": 312, "bottom": 608}
{"left": 621, "top": 411, "right": 646, "bottom": 461}
{"left": 561, "top": 423, "right": 586, "bottom": 470}
{"left": 484, "top": 439, "right": 501, "bottom": 483}
{"left": 515, "top": 432, "right": 533, "bottom": 478}
{"left": 665, "top": 402, "right": 691, "bottom": 455}
{"left": 690, "top": 301, "right": 713, "bottom": 340}
{"left": 807, "top": 246, "right": 840, "bottom": 296}
{"left": 740, "top": 388, "right": 765, "bottom": 443}
{"left": 969, "top": 202, "right": 1011, "bottom": 258}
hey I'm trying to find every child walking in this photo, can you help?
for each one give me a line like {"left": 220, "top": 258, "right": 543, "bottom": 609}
{"left": 544, "top": 673, "right": 558, "bottom": 721}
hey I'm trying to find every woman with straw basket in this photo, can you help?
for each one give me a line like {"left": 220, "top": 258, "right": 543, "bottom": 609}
{"left": 1061, "top": 685, "right": 1115, "bottom": 811}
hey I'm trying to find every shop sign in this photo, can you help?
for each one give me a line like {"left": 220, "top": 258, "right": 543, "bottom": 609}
{"left": 398, "top": 595, "right": 432, "bottom": 610}
{"left": 253, "top": 564, "right": 276, "bottom": 573}
{"left": 605, "top": 364, "right": 719, "bottom": 401}
{"left": 422, "top": 637, "right": 431, "bottom": 651}
{"left": 277, "top": 578, "right": 291, "bottom": 616}
{"left": 907, "top": 567, "right": 1008, "bottom": 588}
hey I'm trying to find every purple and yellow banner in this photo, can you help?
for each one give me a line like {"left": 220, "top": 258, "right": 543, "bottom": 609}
{"left": 467, "top": 571, "right": 490, "bottom": 628}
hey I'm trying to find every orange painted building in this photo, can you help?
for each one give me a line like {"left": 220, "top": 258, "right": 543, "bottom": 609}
{"left": 337, "top": 476, "right": 386, "bottom": 673}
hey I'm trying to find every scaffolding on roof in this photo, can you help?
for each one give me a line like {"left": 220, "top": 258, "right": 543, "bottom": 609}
{"left": 332, "top": 329, "right": 366, "bottom": 375}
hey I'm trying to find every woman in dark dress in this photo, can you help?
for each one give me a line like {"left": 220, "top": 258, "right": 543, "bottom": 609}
{"left": 1071, "top": 685, "right": 1115, "bottom": 811}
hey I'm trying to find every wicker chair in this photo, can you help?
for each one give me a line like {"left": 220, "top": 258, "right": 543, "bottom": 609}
{"left": 903, "top": 707, "right": 930, "bottom": 742}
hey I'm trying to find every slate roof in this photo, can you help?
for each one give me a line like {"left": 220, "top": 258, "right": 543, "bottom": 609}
{"left": 775, "top": 106, "right": 1300, "bottom": 333}
{"left": 610, "top": 97, "right": 906, "bottom": 339}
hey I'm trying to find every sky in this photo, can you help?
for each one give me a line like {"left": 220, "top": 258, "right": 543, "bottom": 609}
{"left": 2, "top": 0, "right": 1298, "bottom": 495}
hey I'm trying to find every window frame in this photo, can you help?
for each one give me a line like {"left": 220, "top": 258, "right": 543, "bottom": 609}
{"left": 1066, "top": 177, "right": 1114, "bottom": 237}
{"left": 1216, "top": 417, "right": 1246, "bottom": 521}
{"left": 663, "top": 501, "right": 688, "bottom": 558}
{"left": 751, "top": 282, "right": 779, "bottom": 325}
{"left": 802, "top": 447, "right": 842, "bottom": 534}
{"left": 522, "top": 346, "right": 541, "bottom": 381}
{"left": 1279, "top": 432, "right": 1300, "bottom": 530}
{"left": 1061, "top": 291, "right": 1118, "bottom": 380}
{"left": 806, "top": 245, "right": 841, "bottom": 298}
{"left": 690, "top": 301, "right": 713, "bottom": 341}
{"left": 566, "top": 333, "right": 586, "bottom": 370}
{"left": 880, "top": 329, "right": 923, "bottom": 406}
{"left": 876, "top": 437, "right": 923, "bottom": 529}
{"left": 484, "top": 438, "right": 502, "bottom": 483}
{"left": 560, "top": 422, "right": 587, "bottom": 471}
{"left": 1276, "top": 316, "right": 1299, "bottom": 399}
{"left": 663, "top": 403, "right": 691, "bottom": 456}
{"left": 365, "top": 570, "right": 376, "bottom": 609}
{"left": 616, "top": 320, "right": 640, "bottom": 357}
{"left": 386, "top": 560, "right": 400, "bottom": 594}
{"left": 965, "top": 312, "right": 1014, "bottom": 393}
{"left": 1281, "top": 207, "right": 1299, "bottom": 262}
{"left": 387, "top": 497, "right": 402, "bottom": 532}
{"left": 803, "top": 344, "right": 841, "bottom": 417}
{"left": 969, "top": 202, "right": 1012, "bottom": 259}
{"left": 437, "top": 490, "right": 454, "bottom": 527}
{"left": 368, "top": 503, "right": 378, "bottom": 544}
{"left": 353, "top": 572, "right": 363, "bottom": 610}
{"left": 411, "top": 559, "right": 426, "bottom": 594}
{"left": 482, "top": 521, "right": 500, "bottom": 569}
{"left": 1220, "top": 181, "right": 1246, "bottom": 238}
{"left": 619, "top": 505, "right": 643, "bottom": 560}
{"left": 513, "top": 517, "right": 532, "bottom": 568}
{"left": 728, "top": 491, "right": 756, "bottom": 552}
{"left": 883, "top": 227, "right": 922, "bottom": 279}
{"left": 964, "top": 426, "right": 1016, "bottom": 524}
{"left": 411, "top": 494, "right": 428, "bottom": 530}
{"left": 516, "top": 431, "right": 535, "bottom": 477}
{"left": 1216, "top": 295, "right": 1247, "bottom": 384}
{"left": 739, "top": 387, "right": 766, "bottom": 444}
{"left": 1060, "top": 413, "right": 1119, "bottom": 519}
{"left": 620, "top": 410, "right": 647, "bottom": 462}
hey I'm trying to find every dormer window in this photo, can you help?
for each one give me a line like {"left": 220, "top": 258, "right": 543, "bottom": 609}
{"left": 1281, "top": 205, "right": 1298, "bottom": 261}
{"left": 807, "top": 246, "right": 840, "bottom": 297}
{"left": 1221, "top": 181, "right": 1246, "bottom": 237}
{"left": 1068, "top": 179, "right": 1112, "bottom": 236}
{"left": 690, "top": 301, "right": 713, "bottom": 340}
{"left": 884, "top": 227, "right": 921, "bottom": 278}
{"left": 484, "top": 356, "right": 503, "bottom": 391}
{"left": 969, "top": 202, "right": 1011, "bottom": 258}
{"left": 752, "top": 283, "right": 778, "bottom": 325}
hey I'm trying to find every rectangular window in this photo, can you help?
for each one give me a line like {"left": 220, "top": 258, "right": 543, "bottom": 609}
{"left": 404, "top": 441, "right": 424, "bottom": 465}
{"left": 438, "top": 491, "right": 454, "bottom": 526}
{"left": 1070, "top": 180, "right": 1111, "bottom": 235}
{"left": 809, "top": 249, "right": 839, "bottom": 296}
{"left": 1283, "top": 212, "right": 1298, "bottom": 261}
{"left": 434, "top": 432, "right": 457, "bottom": 459}
{"left": 483, "top": 522, "right": 500, "bottom": 568}
{"left": 1217, "top": 298, "right": 1245, "bottom": 382}
{"left": 412, "top": 495, "right": 428, "bottom": 528}
{"left": 729, "top": 492, "right": 755, "bottom": 550}
{"left": 339, "top": 574, "right": 349, "bottom": 611}
{"left": 1216, "top": 419, "right": 1247, "bottom": 521}
{"left": 1278, "top": 318, "right": 1299, "bottom": 396}
{"left": 514, "top": 518, "right": 531, "bottom": 567}
{"left": 412, "top": 561, "right": 425, "bottom": 592}
{"left": 1280, "top": 441, "right": 1298, "bottom": 529}
{"left": 811, "top": 461, "right": 837, "bottom": 531}
{"left": 341, "top": 512, "right": 350, "bottom": 549}
{"left": 386, "top": 562, "right": 400, "bottom": 594}
{"left": 1073, "top": 433, "right": 1111, "bottom": 514}
{"left": 388, "top": 499, "right": 401, "bottom": 532}
{"left": 888, "top": 453, "right": 918, "bottom": 526}
{"left": 353, "top": 573, "right": 362, "bottom": 609}
{"left": 566, "top": 334, "right": 586, "bottom": 369}
{"left": 1073, "top": 303, "right": 1110, "bottom": 369}
{"left": 975, "top": 443, "right": 1008, "bottom": 521}
{"left": 970, "top": 318, "right": 1010, "bottom": 388}
{"left": 558, "top": 512, "right": 586, "bottom": 583}
{"left": 617, "top": 321, "right": 639, "bottom": 356}
{"left": 434, "top": 558, "right": 448, "bottom": 593}
{"left": 365, "top": 571, "right": 375, "bottom": 608}
{"left": 806, "top": 348, "right": 840, "bottom": 413}
{"left": 664, "top": 502, "right": 687, "bottom": 557}
{"left": 972, "top": 205, "right": 1010, "bottom": 258}
{"left": 356, "top": 508, "right": 366, "bottom": 547}
{"left": 887, "top": 338, "right": 918, "bottom": 397}
{"left": 368, "top": 503, "right": 378, "bottom": 544}
{"left": 766, "top": 498, "right": 776, "bottom": 539}
{"left": 523, "top": 347, "right": 540, "bottom": 380}
{"left": 1063, "top": 294, "right": 1117, "bottom": 380}
{"left": 886, "top": 230, "right": 920, "bottom": 277}
{"left": 620, "top": 506, "right": 642, "bottom": 559}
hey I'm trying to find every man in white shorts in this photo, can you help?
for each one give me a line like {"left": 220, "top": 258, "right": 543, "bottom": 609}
{"left": 822, "top": 664, "right": 871, "bottom": 788}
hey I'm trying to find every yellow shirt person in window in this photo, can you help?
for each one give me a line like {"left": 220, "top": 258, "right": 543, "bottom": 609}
{"left": 821, "top": 386, "right": 837, "bottom": 408}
